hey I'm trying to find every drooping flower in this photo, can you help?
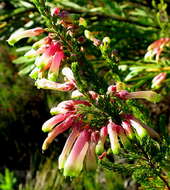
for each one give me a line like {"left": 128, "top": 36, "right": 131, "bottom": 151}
{"left": 95, "top": 126, "right": 108, "bottom": 155}
{"left": 42, "top": 114, "right": 78, "bottom": 151}
{"left": 7, "top": 27, "right": 44, "bottom": 46}
{"left": 107, "top": 120, "right": 120, "bottom": 154}
{"left": 58, "top": 124, "right": 81, "bottom": 170}
{"left": 122, "top": 114, "right": 160, "bottom": 139}
{"left": 116, "top": 124, "right": 131, "bottom": 148}
{"left": 36, "top": 41, "right": 62, "bottom": 69}
{"left": 63, "top": 129, "right": 91, "bottom": 177}
{"left": 48, "top": 48, "right": 65, "bottom": 81}
{"left": 85, "top": 131, "right": 99, "bottom": 171}
{"left": 42, "top": 113, "right": 72, "bottom": 132}
{"left": 121, "top": 120, "right": 134, "bottom": 139}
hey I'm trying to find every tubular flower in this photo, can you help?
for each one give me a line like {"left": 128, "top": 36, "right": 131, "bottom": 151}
{"left": 116, "top": 125, "right": 131, "bottom": 148}
{"left": 115, "top": 90, "right": 161, "bottom": 103}
{"left": 36, "top": 42, "right": 62, "bottom": 69}
{"left": 144, "top": 37, "right": 170, "bottom": 61}
{"left": 95, "top": 126, "right": 108, "bottom": 155}
{"left": 107, "top": 120, "right": 120, "bottom": 154}
{"left": 107, "top": 84, "right": 161, "bottom": 103}
{"left": 42, "top": 114, "right": 77, "bottom": 151}
{"left": 63, "top": 129, "right": 91, "bottom": 177}
{"left": 35, "top": 78, "right": 75, "bottom": 91}
{"left": 42, "top": 113, "right": 72, "bottom": 132}
{"left": 50, "top": 100, "right": 91, "bottom": 115}
{"left": 122, "top": 114, "right": 160, "bottom": 139}
{"left": 41, "top": 82, "right": 161, "bottom": 177}
{"left": 7, "top": 27, "right": 44, "bottom": 46}
{"left": 151, "top": 72, "right": 167, "bottom": 89}
{"left": 121, "top": 120, "right": 134, "bottom": 139}
{"left": 85, "top": 131, "right": 99, "bottom": 171}
{"left": 58, "top": 124, "right": 80, "bottom": 170}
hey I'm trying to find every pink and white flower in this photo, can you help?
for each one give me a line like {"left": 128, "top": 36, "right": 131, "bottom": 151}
{"left": 63, "top": 129, "right": 91, "bottom": 176}
{"left": 7, "top": 27, "right": 44, "bottom": 46}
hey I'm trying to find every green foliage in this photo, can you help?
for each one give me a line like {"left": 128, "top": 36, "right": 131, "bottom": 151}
{"left": 19, "top": 156, "right": 124, "bottom": 190}
{"left": 0, "top": 169, "right": 16, "bottom": 190}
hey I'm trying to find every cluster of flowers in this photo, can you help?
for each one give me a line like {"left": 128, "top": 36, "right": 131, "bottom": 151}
{"left": 144, "top": 38, "right": 170, "bottom": 89}
{"left": 8, "top": 27, "right": 65, "bottom": 81}
{"left": 7, "top": 9, "right": 161, "bottom": 177}
{"left": 41, "top": 79, "right": 160, "bottom": 177}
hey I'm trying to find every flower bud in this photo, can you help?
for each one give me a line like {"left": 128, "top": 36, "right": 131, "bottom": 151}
{"left": 84, "top": 30, "right": 94, "bottom": 41}
{"left": 102, "top": 37, "right": 111, "bottom": 44}
{"left": 107, "top": 85, "right": 117, "bottom": 94}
